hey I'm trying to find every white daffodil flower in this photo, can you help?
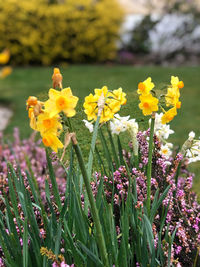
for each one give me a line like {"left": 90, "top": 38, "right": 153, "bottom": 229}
{"left": 149, "top": 113, "right": 174, "bottom": 140}
{"left": 160, "top": 143, "right": 173, "bottom": 159}
{"left": 110, "top": 120, "right": 126, "bottom": 135}
{"left": 110, "top": 114, "right": 139, "bottom": 136}
{"left": 110, "top": 114, "right": 129, "bottom": 135}
{"left": 156, "top": 124, "right": 174, "bottom": 140}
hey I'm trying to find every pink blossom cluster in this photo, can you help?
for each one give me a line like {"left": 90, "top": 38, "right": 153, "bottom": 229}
{"left": 0, "top": 128, "right": 66, "bottom": 202}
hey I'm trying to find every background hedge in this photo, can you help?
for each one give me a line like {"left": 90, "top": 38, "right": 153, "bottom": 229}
{"left": 0, "top": 0, "right": 123, "bottom": 65}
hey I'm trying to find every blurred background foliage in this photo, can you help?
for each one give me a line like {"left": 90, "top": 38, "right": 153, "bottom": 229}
{"left": 118, "top": 0, "right": 200, "bottom": 65}
{"left": 1, "top": 0, "right": 200, "bottom": 66}
{"left": 0, "top": 0, "right": 123, "bottom": 65}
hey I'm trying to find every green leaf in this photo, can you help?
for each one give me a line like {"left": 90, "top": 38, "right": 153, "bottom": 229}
{"left": 23, "top": 217, "right": 28, "bottom": 267}
{"left": 0, "top": 232, "right": 16, "bottom": 266}
{"left": 46, "top": 149, "right": 62, "bottom": 211}
{"left": 143, "top": 214, "right": 155, "bottom": 255}
{"left": 77, "top": 241, "right": 103, "bottom": 267}
{"left": 54, "top": 222, "right": 62, "bottom": 255}
{"left": 150, "top": 185, "right": 171, "bottom": 223}
{"left": 63, "top": 221, "right": 86, "bottom": 266}
{"left": 87, "top": 116, "right": 100, "bottom": 179}
{"left": 6, "top": 169, "right": 21, "bottom": 232}
{"left": 95, "top": 147, "right": 108, "bottom": 176}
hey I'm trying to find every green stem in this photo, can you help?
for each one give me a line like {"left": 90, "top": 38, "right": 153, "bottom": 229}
{"left": 146, "top": 115, "right": 155, "bottom": 217}
{"left": 73, "top": 143, "right": 109, "bottom": 267}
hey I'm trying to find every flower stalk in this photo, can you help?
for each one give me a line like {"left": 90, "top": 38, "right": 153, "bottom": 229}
{"left": 146, "top": 113, "right": 155, "bottom": 217}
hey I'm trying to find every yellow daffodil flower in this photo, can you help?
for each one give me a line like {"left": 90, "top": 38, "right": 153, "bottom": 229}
{"left": 42, "top": 133, "right": 63, "bottom": 153}
{"left": 45, "top": 88, "right": 79, "bottom": 118}
{"left": 171, "top": 76, "right": 184, "bottom": 89}
{"left": 36, "top": 112, "right": 62, "bottom": 135}
{"left": 112, "top": 88, "right": 127, "bottom": 105}
{"left": 100, "top": 105, "right": 115, "bottom": 123}
{"left": 27, "top": 96, "right": 44, "bottom": 130}
{"left": 83, "top": 93, "right": 99, "bottom": 121}
{"left": 165, "top": 76, "right": 183, "bottom": 110}
{"left": 106, "top": 98, "right": 121, "bottom": 114}
{"left": 139, "top": 94, "right": 158, "bottom": 116}
{"left": 28, "top": 108, "right": 37, "bottom": 131}
{"left": 83, "top": 86, "right": 126, "bottom": 123}
{"left": 161, "top": 107, "right": 177, "bottom": 124}
{"left": 165, "top": 87, "right": 180, "bottom": 107}
{"left": 137, "top": 77, "right": 154, "bottom": 96}
{"left": 0, "top": 49, "right": 10, "bottom": 64}
{"left": 94, "top": 85, "right": 108, "bottom": 97}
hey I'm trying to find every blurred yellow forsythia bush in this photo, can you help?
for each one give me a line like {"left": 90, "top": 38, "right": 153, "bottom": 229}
{"left": 0, "top": 0, "right": 123, "bottom": 65}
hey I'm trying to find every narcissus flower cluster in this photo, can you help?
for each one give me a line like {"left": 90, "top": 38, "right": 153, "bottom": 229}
{"left": 162, "top": 76, "right": 184, "bottom": 124}
{"left": 26, "top": 68, "right": 79, "bottom": 152}
{"left": 137, "top": 76, "right": 184, "bottom": 125}
{"left": 83, "top": 86, "right": 126, "bottom": 124}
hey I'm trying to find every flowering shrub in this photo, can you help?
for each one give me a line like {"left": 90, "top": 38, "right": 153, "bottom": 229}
{"left": 122, "top": 12, "right": 200, "bottom": 63}
{"left": 148, "top": 13, "right": 200, "bottom": 61}
{"left": 1, "top": 69, "right": 200, "bottom": 266}
{"left": 0, "top": 0, "right": 123, "bottom": 65}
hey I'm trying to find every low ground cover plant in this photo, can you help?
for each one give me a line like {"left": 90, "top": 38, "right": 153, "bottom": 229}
{"left": 0, "top": 69, "right": 200, "bottom": 266}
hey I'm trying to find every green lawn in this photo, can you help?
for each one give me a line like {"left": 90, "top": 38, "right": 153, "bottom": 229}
{"left": 0, "top": 65, "right": 200, "bottom": 195}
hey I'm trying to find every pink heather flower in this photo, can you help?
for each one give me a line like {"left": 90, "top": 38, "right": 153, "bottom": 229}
{"left": 175, "top": 245, "right": 182, "bottom": 255}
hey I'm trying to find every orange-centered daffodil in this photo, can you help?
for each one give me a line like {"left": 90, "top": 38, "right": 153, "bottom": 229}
{"left": 139, "top": 94, "right": 158, "bottom": 116}
{"left": 42, "top": 133, "right": 63, "bottom": 153}
{"left": 137, "top": 77, "right": 155, "bottom": 96}
{"left": 36, "top": 112, "right": 62, "bottom": 135}
{"left": 161, "top": 107, "right": 177, "bottom": 124}
{"left": 45, "top": 88, "right": 79, "bottom": 118}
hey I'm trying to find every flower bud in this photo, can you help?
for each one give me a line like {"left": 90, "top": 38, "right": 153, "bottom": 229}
{"left": 52, "top": 68, "right": 63, "bottom": 89}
